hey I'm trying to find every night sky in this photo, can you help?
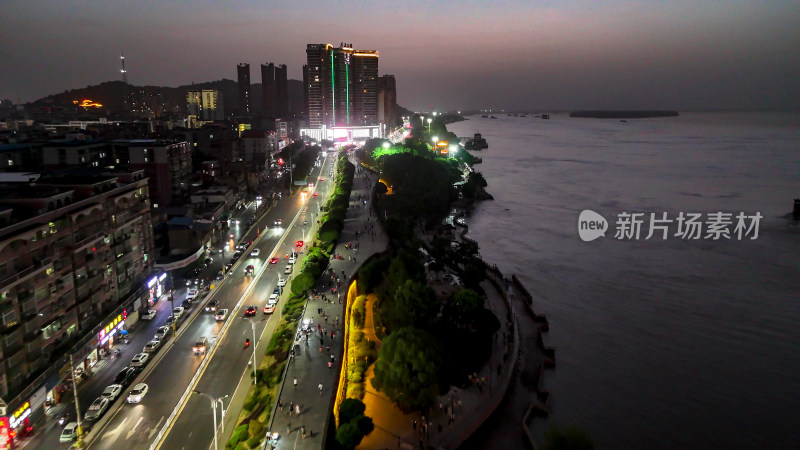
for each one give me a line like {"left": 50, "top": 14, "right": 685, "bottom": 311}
{"left": 2, "top": 0, "right": 799, "bottom": 111}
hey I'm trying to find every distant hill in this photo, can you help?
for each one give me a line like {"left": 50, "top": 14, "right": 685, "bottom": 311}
{"left": 32, "top": 78, "right": 305, "bottom": 115}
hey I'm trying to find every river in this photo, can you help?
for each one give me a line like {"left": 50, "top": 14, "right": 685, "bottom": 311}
{"left": 448, "top": 112, "right": 800, "bottom": 449}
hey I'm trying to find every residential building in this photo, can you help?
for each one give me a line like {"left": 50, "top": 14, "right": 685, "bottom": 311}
{"left": 378, "top": 74, "right": 398, "bottom": 128}
{"left": 261, "top": 63, "right": 288, "bottom": 119}
{"left": 41, "top": 139, "right": 109, "bottom": 171}
{"left": 110, "top": 140, "right": 191, "bottom": 209}
{"left": 237, "top": 63, "right": 251, "bottom": 114}
{"left": 187, "top": 89, "right": 225, "bottom": 121}
{"left": 0, "top": 170, "right": 154, "bottom": 404}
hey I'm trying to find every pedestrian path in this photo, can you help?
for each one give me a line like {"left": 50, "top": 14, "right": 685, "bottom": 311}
{"left": 270, "top": 158, "right": 388, "bottom": 449}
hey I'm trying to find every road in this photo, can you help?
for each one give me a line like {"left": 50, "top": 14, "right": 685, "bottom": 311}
{"left": 72, "top": 152, "right": 333, "bottom": 450}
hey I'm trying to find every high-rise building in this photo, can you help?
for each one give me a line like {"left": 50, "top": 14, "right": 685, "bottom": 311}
{"left": 261, "top": 63, "right": 289, "bottom": 119}
{"left": 110, "top": 140, "right": 191, "bottom": 208}
{"left": 187, "top": 89, "right": 225, "bottom": 121}
{"left": 237, "top": 63, "right": 251, "bottom": 114}
{"left": 304, "top": 43, "right": 379, "bottom": 128}
{"left": 378, "top": 74, "right": 398, "bottom": 127}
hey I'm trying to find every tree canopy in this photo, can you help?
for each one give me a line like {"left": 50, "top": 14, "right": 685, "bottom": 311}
{"left": 372, "top": 327, "right": 445, "bottom": 411}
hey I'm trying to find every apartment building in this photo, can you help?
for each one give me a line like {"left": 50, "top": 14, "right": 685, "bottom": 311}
{"left": 0, "top": 170, "right": 153, "bottom": 405}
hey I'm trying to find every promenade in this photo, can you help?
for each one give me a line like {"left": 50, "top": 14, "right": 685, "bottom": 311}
{"left": 269, "top": 155, "right": 388, "bottom": 449}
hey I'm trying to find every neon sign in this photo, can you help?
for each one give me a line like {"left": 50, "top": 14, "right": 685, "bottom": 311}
{"left": 9, "top": 402, "right": 30, "bottom": 429}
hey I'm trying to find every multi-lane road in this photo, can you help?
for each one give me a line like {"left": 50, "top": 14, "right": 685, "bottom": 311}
{"left": 38, "top": 150, "right": 333, "bottom": 450}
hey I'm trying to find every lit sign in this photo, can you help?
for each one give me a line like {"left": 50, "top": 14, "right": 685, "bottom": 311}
{"left": 99, "top": 314, "right": 124, "bottom": 345}
{"left": 158, "top": 273, "right": 167, "bottom": 282}
{"left": 72, "top": 99, "right": 103, "bottom": 108}
{"left": 147, "top": 277, "right": 157, "bottom": 288}
{"left": 9, "top": 402, "right": 30, "bottom": 429}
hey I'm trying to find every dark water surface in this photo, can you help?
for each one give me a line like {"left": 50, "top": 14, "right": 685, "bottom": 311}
{"left": 448, "top": 113, "right": 800, "bottom": 449}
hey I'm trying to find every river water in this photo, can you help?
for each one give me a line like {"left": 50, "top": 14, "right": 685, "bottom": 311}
{"left": 447, "top": 113, "right": 800, "bottom": 449}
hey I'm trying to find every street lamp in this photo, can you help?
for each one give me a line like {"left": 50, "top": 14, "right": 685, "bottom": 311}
{"left": 426, "top": 117, "right": 432, "bottom": 132}
{"left": 193, "top": 391, "right": 228, "bottom": 450}
{"left": 449, "top": 145, "right": 458, "bottom": 158}
{"left": 382, "top": 142, "right": 390, "bottom": 149}
{"left": 245, "top": 318, "right": 266, "bottom": 383}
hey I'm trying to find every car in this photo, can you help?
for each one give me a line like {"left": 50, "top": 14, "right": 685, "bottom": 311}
{"left": 288, "top": 255, "right": 297, "bottom": 264}
{"left": 166, "top": 315, "right": 176, "bottom": 327}
{"left": 127, "top": 383, "right": 149, "bottom": 403}
{"left": 245, "top": 264, "right": 255, "bottom": 275}
{"left": 215, "top": 309, "right": 228, "bottom": 321}
{"left": 186, "top": 289, "right": 198, "bottom": 301}
{"left": 274, "top": 218, "right": 282, "bottom": 226}
{"left": 130, "top": 353, "right": 149, "bottom": 367}
{"left": 60, "top": 422, "right": 79, "bottom": 443}
{"left": 193, "top": 337, "right": 208, "bottom": 354}
{"left": 182, "top": 299, "right": 192, "bottom": 309}
{"left": 313, "top": 192, "right": 318, "bottom": 197}
{"left": 268, "top": 293, "right": 279, "bottom": 304}
{"left": 113, "top": 367, "right": 134, "bottom": 385}
{"left": 319, "top": 176, "right": 325, "bottom": 181}
{"left": 236, "top": 243, "right": 247, "bottom": 251}
{"left": 295, "top": 240, "right": 304, "bottom": 247}
{"left": 269, "top": 257, "right": 279, "bottom": 264}
{"left": 272, "top": 286, "right": 281, "bottom": 296}
{"left": 100, "top": 384, "right": 123, "bottom": 401}
{"left": 216, "top": 270, "right": 224, "bottom": 280}
{"left": 232, "top": 250, "right": 243, "bottom": 260}
{"left": 143, "top": 340, "right": 161, "bottom": 353}
{"left": 84, "top": 397, "right": 110, "bottom": 422}
{"left": 185, "top": 279, "right": 193, "bottom": 286}
{"left": 204, "top": 257, "right": 213, "bottom": 265}
{"left": 284, "top": 265, "right": 292, "bottom": 275}
{"left": 173, "top": 306, "right": 185, "bottom": 319}
{"left": 155, "top": 325, "right": 171, "bottom": 339}
{"left": 205, "top": 299, "right": 219, "bottom": 312}
{"left": 263, "top": 304, "right": 275, "bottom": 314}
{"left": 277, "top": 277, "right": 287, "bottom": 287}
{"left": 243, "top": 306, "right": 257, "bottom": 317}
{"left": 141, "top": 310, "right": 156, "bottom": 320}
{"left": 250, "top": 248, "right": 260, "bottom": 257}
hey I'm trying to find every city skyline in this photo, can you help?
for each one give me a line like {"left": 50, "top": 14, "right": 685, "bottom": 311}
{"left": 2, "top": 1, "right": 799, "bottom": 111}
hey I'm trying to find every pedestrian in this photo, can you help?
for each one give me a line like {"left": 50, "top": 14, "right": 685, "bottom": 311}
{"left": 330, "top": 353, "right": 335, "bottom": 362}
{"left": 287, "top": 422, "right": 292, "bottom": 434}
{"left": 302, "top": 428, "right": 307, "bottom": 439}
{"left": 328, "top": 361, "right": 333, "bottom": 370}
{"left": 413, "top": 420, "right": 417, "bottom": 431}
{"left": 295, "top": 404, "right": 301, "bottom": 415}
{"left": 293, "top": 377, "right": 298, "bottom": 388}
{"left": 279, "top": 400, "right": 283, "bottom": 412}
{"left": 439, "top": 402, "right": 444, "bottom": 412}
{"left": 326, "top": 345, "right": 330, "bottom": 353}
{"left": 320, "top": 337, "right": 324, "bottom": 346}
{"left": 318, "top": 383, "right": 323, "bottom": 395}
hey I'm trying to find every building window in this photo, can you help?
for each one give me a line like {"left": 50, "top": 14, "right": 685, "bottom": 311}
{"left": 2, "top": 310, "right": 18, "bottom": 327}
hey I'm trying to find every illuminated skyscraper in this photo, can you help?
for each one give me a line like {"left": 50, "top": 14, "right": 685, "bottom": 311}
{"left": 187, "top": 89, "right": 225, "bottom": 121}
{"left": 305, "top": 43, "right": 379, "bottom": 128}
{"left": 237, "top": 63, "right": 251, "bottom": 114}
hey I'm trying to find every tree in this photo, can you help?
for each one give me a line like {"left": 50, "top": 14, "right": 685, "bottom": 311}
{"left": 339, "top": 398, "right": 366, "bottom": 425}
{"left": 391, "top": 280, "right": 440, "bottom": 330}
{"left": 442, "top": 289, "right": 485, "bottom": 331}
{"left": 335, "top": 421, "right": 364, "bottom": 449}
{"left": 290, "top": 271, "right": 315, "bottom": 296}
{"left": 372, "top": 327, "right": 445, "bottom": 411}
{"left": 542, "top": 425, "right": 594, "bottom": 450}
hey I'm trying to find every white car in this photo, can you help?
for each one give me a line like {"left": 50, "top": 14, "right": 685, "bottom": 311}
{"left": 216, "top": 270, "right": 224, "bottom": 280}
{"left": 186, "top": 289, "right": 198, "bottom": 301}
{"left": 173, "top": 306, "right": 185, "bottom": 319}
{"left": 268, "top": 293, "right": 279, "bottom": 304}
{"left": 250, "top": 248, "right": 260, "bottom": 257}
{"left": 284, "top": 265, "right": 292, "bottom": 275}
{"left": 84, "top": 397, "right": 110, "bottom": 421}
{"left": 130, "top": 352, "right": 149, "bottom": 367}
{"left": 277, "top": 277, "right": 287, "bottom": 287}
{"left": 100, "top": 384, "right": 123, "bottom": 401}
{"left": 60, "top": 422, "right": 78, "bottom": 442}
{"left": 127, "top": 383, "right": 149, "bottom": 403}
{"left": 288, "top": 255, "right": 296, "bottom": 264}
{"left": 155, "top": 326, "right": 171, "bottom": 339}
{"left": 141, "top": 310, "right": 156, "bottom": 320}
{"left": 215, "top": 309, "right": 228, "bottom": 321}
{"left": 143, "top": 340, "right": 161, "bottom": 353}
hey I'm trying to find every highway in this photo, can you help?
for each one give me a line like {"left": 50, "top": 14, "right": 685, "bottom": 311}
{"left": 77, "top": 152, "right": 333, "bottom": 450}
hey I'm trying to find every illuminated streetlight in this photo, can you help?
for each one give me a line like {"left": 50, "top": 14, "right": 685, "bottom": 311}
{"left": 382, "top": 142, "right": 390, "bottom": 149}
{"left": 449, "top": 145, "right": 458, "bottom": 158}
{"left": 427, "top": 117, "right": 432, "bottom": 131}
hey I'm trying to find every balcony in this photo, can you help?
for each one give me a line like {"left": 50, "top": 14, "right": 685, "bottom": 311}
{"left": 0, "top": 258, "right": 53, "bottom": 288}
{"left": 73, "top": 230, "right": 106, "bottom": 251}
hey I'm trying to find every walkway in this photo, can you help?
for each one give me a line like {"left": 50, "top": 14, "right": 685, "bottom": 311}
{"left": 269, "top": 155, "right": 389, "bottom": 449}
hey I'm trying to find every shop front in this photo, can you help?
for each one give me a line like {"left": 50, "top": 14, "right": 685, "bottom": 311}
{"left": 0, "top": 400, "right": 33, "bottom": 449}
{"left": 146, "top": 272, "right": 168, "bottom": 306}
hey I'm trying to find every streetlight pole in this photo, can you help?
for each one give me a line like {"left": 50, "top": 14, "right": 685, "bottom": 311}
{"left": 426, "top": 117, "right": 432, "bottom": 132}
{"left": 69, "top": 354, "right": 85, "bottom": 448}
{"left": 192, "top": 391, "right": 227, "bottom": 450}
{"left": 245, "top": 318, "right": 265, "bottom": 383}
